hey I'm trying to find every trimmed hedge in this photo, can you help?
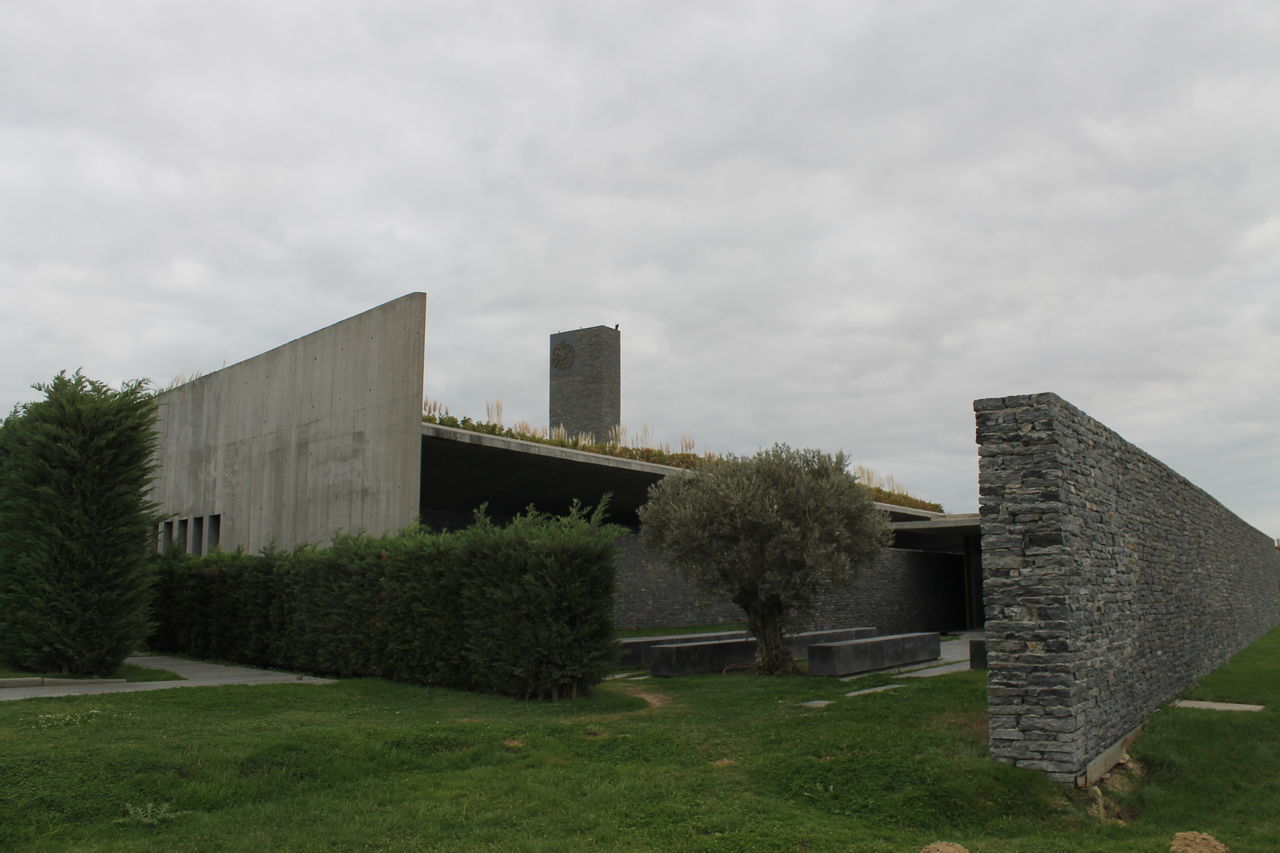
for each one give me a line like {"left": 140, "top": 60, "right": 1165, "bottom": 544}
{"left": 150, "top": 505, "right": 620, "bottom": 700}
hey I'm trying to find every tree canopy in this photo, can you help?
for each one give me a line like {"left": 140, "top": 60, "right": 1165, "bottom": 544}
{"left": 638, "top": 443, "right": 890, "bottom": 674}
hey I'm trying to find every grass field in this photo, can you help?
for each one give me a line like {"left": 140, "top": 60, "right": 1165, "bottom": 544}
{"left": 2, "top": 629, "right": 1278, "bottom": 852}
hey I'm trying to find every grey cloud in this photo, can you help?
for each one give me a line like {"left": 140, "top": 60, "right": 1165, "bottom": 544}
{"left": 1, "top": 0, "right": 1276, "bottom": 531}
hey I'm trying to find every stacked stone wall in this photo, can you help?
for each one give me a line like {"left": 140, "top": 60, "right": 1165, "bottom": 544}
{"left": 614, "top": 534, "right": 966, "bottom": 633}
{"left": 976, "top": 392, "right": 1280, "bottom": 783}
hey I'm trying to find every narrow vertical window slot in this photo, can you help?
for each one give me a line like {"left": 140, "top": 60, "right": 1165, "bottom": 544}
{"left": 162, "top": 520, "right": 175, "bottom": 552}
{"left": 192, "top": 517, "right": 205, "bottom": 556}
{"left": 208, "top": 514, "right": 221, "bottom": 551}
{"left": 177, "top": 519, "right": 189, "bottom": 554}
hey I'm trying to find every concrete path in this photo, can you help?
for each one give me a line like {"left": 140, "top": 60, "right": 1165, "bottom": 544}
{"left": 0, "top": 655, "right": 332, "bottom": 702}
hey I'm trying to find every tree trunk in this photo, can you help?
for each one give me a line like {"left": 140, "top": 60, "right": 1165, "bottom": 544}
{"left": 745, "top": 597, "right": 797, "bottom": 676}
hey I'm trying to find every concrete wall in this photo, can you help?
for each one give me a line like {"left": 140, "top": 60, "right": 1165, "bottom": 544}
{"left": 614, "top": 534, "right": 967, "bottom": 633}
{"left": 549, "top": 325, "right": 620, "bottom": 442}
{"left": 976, "top": 392, "right": 1280, "bottom": 784}
{"left": 153, "top": 293, "right": 427, "bottom": 553}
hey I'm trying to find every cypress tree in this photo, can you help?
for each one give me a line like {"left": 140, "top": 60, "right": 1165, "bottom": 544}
{"left": 0, "top": 371, "right": 159, "bottom": 676}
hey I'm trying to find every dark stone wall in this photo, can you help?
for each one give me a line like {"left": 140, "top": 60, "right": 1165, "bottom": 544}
{"left": 976, "top": 392, "right": 1280, "bottom": 783}
{"left": 613, "top": 535, "right": 740, "bottom": 629}
{"left": 800, "top": 548, "right": 967, "bottom": 635}
{"left": 613, "top": 534, "right": 967, "bottom": 634}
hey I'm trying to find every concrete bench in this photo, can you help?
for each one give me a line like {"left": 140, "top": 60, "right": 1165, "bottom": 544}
{"left": 969, "top": 637, "right": 987, "bottom": 670}
{"left": 649, "top": 627, "right": 877, "bottom": 677}
{"left": 617, "top": 630, "right": 748, "bottom": 668}
{"left": 807, "top": 632, "right": 941, "bottom": 677}
{"left": 786, "top": 627, "right": 879, "bottom": 658}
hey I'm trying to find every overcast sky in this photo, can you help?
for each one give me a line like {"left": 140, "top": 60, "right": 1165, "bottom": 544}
{"left": 2, "top": 1, "right": 1276, "bottom": 534}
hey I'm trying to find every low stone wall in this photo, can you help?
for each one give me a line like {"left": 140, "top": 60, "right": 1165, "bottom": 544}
{"left": 613, "top": 535, "right": 741, "bottom": 629}
{"left": 614, "top": 534, "right": 966, "bottom": 633}
{"left": 976, "top": 392, "right": 1280, "bottom": 784}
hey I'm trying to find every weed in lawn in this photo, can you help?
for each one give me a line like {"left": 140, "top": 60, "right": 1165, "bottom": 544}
{"left": 30, "top": 709, "right": 102, "bottom": 728}
{"left": 114, "top": 802, "right": 192, "bottom": 826}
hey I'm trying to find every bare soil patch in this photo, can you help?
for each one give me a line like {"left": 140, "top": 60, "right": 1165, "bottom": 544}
{"left": 624, "top": 688, "right": 672, "bottom": 710}
{"left": 1169, "top": 831, "right": 1229, "bottom": 853}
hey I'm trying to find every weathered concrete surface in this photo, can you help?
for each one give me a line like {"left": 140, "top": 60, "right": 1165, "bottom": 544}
{"left": 649, "top": 638, "right": 757, "bottom": 676}
{"left": 618, "top": 631, "right": 749, "bottom": 668}
{"left": 807, "top": 632, "right": 941, "bottom": 677}
{"left": 0, "top": 655, "right": 332, "bottom": 701}
{"left": 0, "top": 677, "right": 125, "bottom": 688}
{"left": 1173, "top": 700, "right": 1264, "bottom": 712}
{"left": 969, "top": 638, "right": 988, "bottom": 670}
{"left": 153, "top": 293, "right": 427, "bottom": 553}
{"left": 787, "top": 627, "right": 878, "bottom": 657}
{"left": 649, "top": 627, "right": 877, "bottom": 677}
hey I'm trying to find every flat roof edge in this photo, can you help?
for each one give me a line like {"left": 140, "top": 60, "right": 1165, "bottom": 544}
{"left": 421, "top": 422, "right": 686, "bottom": 476}
{"left": 889, "top": 515, "right": 981, "bottom": 532}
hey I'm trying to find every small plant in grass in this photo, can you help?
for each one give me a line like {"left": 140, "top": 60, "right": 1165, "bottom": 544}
{"left": 114, "top": 802, "right": 192, "bottom": 826}
{"left": 31, "top": 709, "right": 103, "bottom": 729}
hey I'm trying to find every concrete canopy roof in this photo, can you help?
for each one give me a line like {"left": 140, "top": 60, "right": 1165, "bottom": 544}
{"left": 419, "top": 423, "right": 956, "bottom": 530}
{"left": 420, "top": 424, "right": 678, "bottom": 526}
{"left": 888, "top": 513, "right": 981, "bottom": 553}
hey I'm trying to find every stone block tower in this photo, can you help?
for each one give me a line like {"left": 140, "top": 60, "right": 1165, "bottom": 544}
{"left": 549, "top": 325, "right": 620, "bottom": 442}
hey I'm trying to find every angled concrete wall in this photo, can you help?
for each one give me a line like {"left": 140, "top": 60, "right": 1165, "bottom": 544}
{"left": 976, "top": 392, "right": 1280, "bottom": 784}
{"left": 153, "top": 293, "right": 427, "bottom": 553}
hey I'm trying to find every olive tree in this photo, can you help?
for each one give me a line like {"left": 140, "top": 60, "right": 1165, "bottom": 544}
{"left": 0, "top": 371, "right": 159, "bottom": 676}
{"left": 638, "top": 444, "right": 890, "bottom": 675}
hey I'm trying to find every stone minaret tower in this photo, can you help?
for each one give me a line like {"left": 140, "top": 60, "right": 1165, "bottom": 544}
{"left": 549, "top": 325, "right": 620, "bottom": 442}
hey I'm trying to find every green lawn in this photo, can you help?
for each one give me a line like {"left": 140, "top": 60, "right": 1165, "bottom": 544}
{"left": 2, "top": 630, "right": 1278, "bottom": 852}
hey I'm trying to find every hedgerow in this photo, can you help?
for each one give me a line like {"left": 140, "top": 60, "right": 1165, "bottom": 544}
{"left": 150, "top": 504, "right": 620, "bottom": 700}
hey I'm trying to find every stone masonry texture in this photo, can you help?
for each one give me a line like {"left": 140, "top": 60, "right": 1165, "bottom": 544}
{"left": 975, "top": 392, "right": 1280, "bottom": 783}
{"left": 549, "top": 326, "right": 620, "bottom": 443}
{"left": 614, "top": 534, "right": 966, "bottom": 633}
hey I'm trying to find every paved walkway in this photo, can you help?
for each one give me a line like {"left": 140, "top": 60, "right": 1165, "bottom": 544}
{"left": 0, "top": 655, "right": 332, "bottom": 702}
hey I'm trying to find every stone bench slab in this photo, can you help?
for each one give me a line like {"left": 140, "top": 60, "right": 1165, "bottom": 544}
{"left": 649, "top": 627, "right": 877, "bottom": 677}
{"left": 618, "top": 631, "right": 748, "bottom": 668}
{"left": 808, "top": 632, "right": 941, "bottom": 677}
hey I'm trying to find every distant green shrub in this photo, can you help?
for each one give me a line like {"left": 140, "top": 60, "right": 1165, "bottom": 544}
{"left": 150, "top": 504, "right": 620, "bottom": 700}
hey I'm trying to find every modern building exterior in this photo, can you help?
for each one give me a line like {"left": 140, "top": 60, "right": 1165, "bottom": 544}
{"left": 151, "top": 293, "right": 982, "bottom": 631}
{"left": 149, "top": 294, "right": 1280, "bottom": 787}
